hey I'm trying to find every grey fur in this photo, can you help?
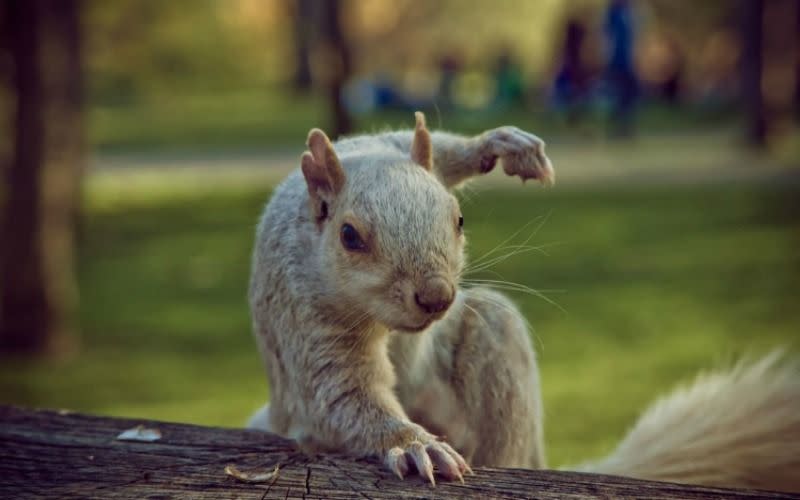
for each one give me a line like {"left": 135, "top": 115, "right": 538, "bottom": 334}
{"left": 248, "top": 116, "right": 551, "bottom": 482}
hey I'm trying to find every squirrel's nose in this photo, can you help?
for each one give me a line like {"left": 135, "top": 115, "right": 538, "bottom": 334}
{"left": 414, "top": 277, "right": 454, "bottom": 315}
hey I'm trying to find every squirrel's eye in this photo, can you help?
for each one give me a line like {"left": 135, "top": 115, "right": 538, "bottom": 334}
{"left": 340, "top": 223, "right": 366, "bottom": 251}
{"left": 458, "top": 216, "right": 464, "bottom": 231}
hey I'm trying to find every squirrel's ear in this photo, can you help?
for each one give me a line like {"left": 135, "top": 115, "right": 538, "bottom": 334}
{"left": 301, "top": 129, "right": 345, "bottom": 221}
{"left": 411, "top": 111, "right": 433, "bottom": 171}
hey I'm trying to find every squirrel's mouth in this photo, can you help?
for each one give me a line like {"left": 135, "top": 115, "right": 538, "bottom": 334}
{"left": 394, "top": 316, "right": 438, "bottom": 334}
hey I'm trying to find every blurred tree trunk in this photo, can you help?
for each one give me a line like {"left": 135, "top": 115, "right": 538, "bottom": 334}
{"left": 312, "top": 0, "right": 352, "bottom": 137}
{"left": 0, "top": 0, "right": 85, "bottom": 357}
{"left": 291, "top": 0, "right": 314, "bottom": 92}
{"left": 795, "top": 1, "right": 800, "bottom": 121}
{"left": 740, "top": 0, "right": 766, "bottom": 147}
{"left": 1, "top": 0, "right": 48, "bottom": 354}
{"left": 0, "top": 1, "right": 12, "bottom": 162}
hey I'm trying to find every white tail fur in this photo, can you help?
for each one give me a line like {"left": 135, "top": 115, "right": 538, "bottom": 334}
{"left": 575, "top": 351, "right": 800, "bottom": 492}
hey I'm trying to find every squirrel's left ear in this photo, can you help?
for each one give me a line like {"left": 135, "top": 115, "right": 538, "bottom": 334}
{"left": 411, "top": 111, "right": 433, "bottom": 171}
{"left": 301, "top": 128, "right": 345, "bottom": 222}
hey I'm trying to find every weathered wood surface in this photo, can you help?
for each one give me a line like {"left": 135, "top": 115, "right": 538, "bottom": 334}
{"left": 1, "top": 405, "right": 796, "bottom": 499}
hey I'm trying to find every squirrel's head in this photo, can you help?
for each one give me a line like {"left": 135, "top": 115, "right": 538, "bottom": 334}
{"left": 301, "top": 112, "right": 464, "bottom": 333}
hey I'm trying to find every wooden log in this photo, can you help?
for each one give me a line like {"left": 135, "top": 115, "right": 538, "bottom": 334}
{"left": 0, "top": 405, "right": 796, "bottom": 499}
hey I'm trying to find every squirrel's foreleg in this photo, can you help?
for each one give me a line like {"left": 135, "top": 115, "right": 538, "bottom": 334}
{"left": 429, "top": 127, "right": 554, "bottom": 188}
{"left": 299, "top": 337, "right": 469, "bottom": 484}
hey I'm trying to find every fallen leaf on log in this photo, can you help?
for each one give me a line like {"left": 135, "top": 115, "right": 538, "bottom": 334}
{"left": 224, "top": 464, "right": 280, "bottom": 483}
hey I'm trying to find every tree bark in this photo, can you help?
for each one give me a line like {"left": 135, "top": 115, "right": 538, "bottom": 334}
{"left": 312, "top": 0, "right": 353, "bottom": 138}
{"left": 0, "top": 0, "right": 84, "bottom": 356}
{"left": 795, "top": 0, "right": 800, "bottom": 121}
{"left": 740, "top": 0, "right": 766, "bottom": 147}
{"left": 291, "top": 0, "right": 314, "bottom": 92}
{"left": 1, "top": 406, "right": 794, "bottom": 499}
{"left": 0, "top": 0, "right": 49, "bottom": 354}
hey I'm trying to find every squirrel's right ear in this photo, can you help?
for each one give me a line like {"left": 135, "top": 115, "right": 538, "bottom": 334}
{"left": 411, "top": 111, "right": 433, "bottom": 171}
{"left": 301, "top": 129, "right": 345, "bottom": 222}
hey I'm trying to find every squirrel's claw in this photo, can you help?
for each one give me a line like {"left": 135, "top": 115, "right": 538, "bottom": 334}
{"left": 385, "top": 447, "right": 408, "bottom": 480}
{"left": 437, "top": 439, "right": 472, "bottom": 476}
{"left": 483, "top": 126, "right": 555, "bottom": 186}
{"left": 408, "top": 441, "right": 436, "bottom": 486}
{"left": 427, "top": 443, "right": 464, "bottom": 483}
{"left": 385, "top": 439, "right": 471, "bottom": 486}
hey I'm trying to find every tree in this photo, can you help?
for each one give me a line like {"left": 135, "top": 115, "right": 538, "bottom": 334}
{"left": 317, "top": 0, "right": 353, "bottom": 137}
{"left": 0, "top": 0, "right": 85, "bottom": 356}
{"left": 740, "top": 0, "right": 766, "bottom": 147}
{"left": 292, "top": 0, "right": 353, "bottom": 137}
{"left": 794, "top": 0, "right": 800, "bottom": 122}
{"left": 290, "top": 0, "right": 314, "bottom": 92}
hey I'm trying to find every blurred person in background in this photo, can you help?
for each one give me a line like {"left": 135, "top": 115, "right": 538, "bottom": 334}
{"left": 603, "top": 0, "right": 638, "bottom": 137}
{"left": 437, "top": 52, "right": 463, "bottom": 111}
{"left": 492, "top": 48, "right": 525, "bottom": 110}
{"left": 552, "top": 17, "right": 591, "bottom": 126}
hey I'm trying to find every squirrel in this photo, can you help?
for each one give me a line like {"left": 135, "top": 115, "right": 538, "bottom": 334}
{"left": 247, "top": 112, "right": 800, "bottom": 492}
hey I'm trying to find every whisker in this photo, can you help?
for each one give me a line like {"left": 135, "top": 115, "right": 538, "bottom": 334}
{"left": 464, "top": 292, "right": 545, "bottom": 353}
{"left": 457, "top": 183, "right": 478, "bottom": 206}
{"left": 501, "top": 210, "right": 552, "bottom": 255}
{"left": 465, "top": 248, "right": 544, "bottom": 275}
{"left": 464, "top": 242, "right": 562, "bottom": 275}
{"left": 315, "top": 308, "right": 373, "bottom": 360}
{"left": 340, "top": 314, "right": 374, "bottom": 360}
{"left": 329, "top": 308, "right": 369, "bottom": 331}
{"left": 465, "top": 211, "right": 556, "bottom": 273}
{"left": 462, "top": 279, "right": 566, "bottom": 313}
{"left": 462, "top": 302, "right": 491, "bottom": 331}
{"left": 461, "top": 278, "right": 565, "bottom": 294}
{"left": 468, "top": 215, "right": 547, "bottom": 268}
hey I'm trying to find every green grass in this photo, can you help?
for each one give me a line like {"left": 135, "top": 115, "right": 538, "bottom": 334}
{"left": 1, "top": 176, "right": 798, "bottom": 468}
{"left": 88, "top": 87, "right": 737, "bottom": 154}
{"left": 89, "top": 89, "right": 327, "bottom": 153}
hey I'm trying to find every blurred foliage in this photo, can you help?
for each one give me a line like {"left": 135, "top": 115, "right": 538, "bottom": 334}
{"left": 1, "top": 173, "right": 797, "bottom": 466}
{"left": 79, "top": 0, "right": 797, "bottom": 153}
{"left": 80, "top": 0, "right": 750, "bottom": 98}
{"left": 89, "top": 89, "right": 327, "bottom": 152}
{"left": 83, "top": 0, "right": 566, "bottom": 102}
{"left": 85, "top": 0, "right": 292, "bottom": 103}
{"left": 88, "top": 85, "right": 736, "bottom": 153}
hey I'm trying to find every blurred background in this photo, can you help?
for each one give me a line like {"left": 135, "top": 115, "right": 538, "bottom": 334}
{"left": 0, "top": 0, "right": 798, "bottom": 467}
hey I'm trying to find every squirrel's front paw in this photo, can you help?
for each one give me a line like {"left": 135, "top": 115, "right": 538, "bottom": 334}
{"left": 384, "top": 432, "right": 471, "bottom": 485}
{"left": 480, "top": 127, "right": 554, "bottom": 186}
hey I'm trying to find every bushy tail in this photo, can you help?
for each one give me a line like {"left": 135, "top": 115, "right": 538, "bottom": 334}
{"left": 576, "top": 351, "right": 800, "bottom": 493}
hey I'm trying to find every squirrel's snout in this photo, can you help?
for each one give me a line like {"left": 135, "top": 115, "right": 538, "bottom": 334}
{"left": 414, "top": 277, "right": 455, "bottom": 315}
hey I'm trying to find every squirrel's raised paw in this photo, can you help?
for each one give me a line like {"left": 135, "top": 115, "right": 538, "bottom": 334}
{"left": 384, "top": 439, "right": 470, "bottom": 485}
{"left": 481, "top": 126, "right": 555, "bottom": 186}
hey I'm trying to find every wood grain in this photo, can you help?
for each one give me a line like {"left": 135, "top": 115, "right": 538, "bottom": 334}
{"left": 1, "top": 405, "right": 796, "bottom": 499}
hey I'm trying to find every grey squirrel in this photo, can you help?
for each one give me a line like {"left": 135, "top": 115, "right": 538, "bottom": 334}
{"left": 247, "top": 112, "right": 800, "bottom": 492}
